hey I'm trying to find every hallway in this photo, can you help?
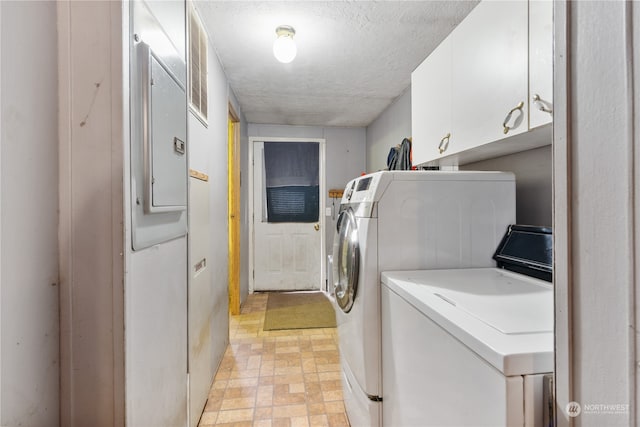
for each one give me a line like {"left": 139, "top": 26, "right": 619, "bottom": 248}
{"left": 198, "top": 293, "right": 349, "bottom": 427}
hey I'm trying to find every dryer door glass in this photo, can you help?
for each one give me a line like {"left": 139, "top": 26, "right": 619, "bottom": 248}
{"left": 334, "top": 208, "right": 359, "bottom": 312}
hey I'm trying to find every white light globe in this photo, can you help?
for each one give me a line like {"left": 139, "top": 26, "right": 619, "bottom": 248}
{"left": 273, "top": 34, "right": 297, "bottom": 63}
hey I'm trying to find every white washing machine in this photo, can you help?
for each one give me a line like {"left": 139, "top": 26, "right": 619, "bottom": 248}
{"left": 380, "top": 226, "right": 554, "bottom": 427}
{"left": 330, "top": 170, "right": 516, "bottom": 426}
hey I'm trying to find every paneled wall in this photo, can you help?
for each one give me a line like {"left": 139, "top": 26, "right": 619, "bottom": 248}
{"left": 126, "top": 2, "right": 188, "bottom": 425}
{"left": 186, "top": 5, "right": 246, "bottom": 419}
{"left": 0, "top": 2, "right": 59, "bottom": 425}
{"left": 58, "top": 1, "right": 126, "bottom": 425}
{"left": 58, "top": 1, "right": 242, "bottom": 425}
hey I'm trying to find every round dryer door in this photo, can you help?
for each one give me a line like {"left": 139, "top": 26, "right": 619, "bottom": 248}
{"left": 334, "top": 208, "right": 359, "bottom": 313}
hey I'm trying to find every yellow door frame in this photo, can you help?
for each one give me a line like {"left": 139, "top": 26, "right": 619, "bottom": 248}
{"left": 228, "top": 105, "right": 241, "bottom": 315}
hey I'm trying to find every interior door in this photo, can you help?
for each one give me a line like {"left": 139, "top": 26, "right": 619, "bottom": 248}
{"left": 252, "top": 140, "right": 323, "bottom": 291}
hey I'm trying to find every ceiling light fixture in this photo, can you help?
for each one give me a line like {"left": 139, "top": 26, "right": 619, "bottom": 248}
{"left": 273, "top": 25, "right": 297, "bottom": 64}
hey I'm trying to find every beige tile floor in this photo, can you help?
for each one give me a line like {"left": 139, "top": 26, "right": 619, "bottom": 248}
{"left": 198, "top": 292, "right": 350, "bottom": 427}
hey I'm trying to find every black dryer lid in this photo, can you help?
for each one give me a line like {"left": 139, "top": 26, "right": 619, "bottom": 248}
{"left": 493, "top": 225, "right": 553, "bottom": 282}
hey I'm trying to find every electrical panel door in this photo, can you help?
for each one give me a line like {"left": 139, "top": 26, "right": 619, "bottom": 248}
{"left": 146, "top": 51, "right": 187, "bottom": 213}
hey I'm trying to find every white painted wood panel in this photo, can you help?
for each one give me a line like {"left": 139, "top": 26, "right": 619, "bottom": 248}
{"left": 1, "top": 4, "right": 3, "bottom": 422}
{"left": 190, "top": 23, "right": 231, "bottom": 387}
{"left": 188, "top": 177, "right": 213, "bottom": 427}
{"left": 58, "top": 1, "right": 126, "bottom": 425}
{"left": 551, "top": 3, "right": 571, "bottom": 425}
{"left": 570, "top": 2, "right": 632, "bottom": 422}
{"left": 554, "top": 1, "right": 638, "bottom": 425}
{"left": 127, "top": 239, "right": 188, "bottom": 427}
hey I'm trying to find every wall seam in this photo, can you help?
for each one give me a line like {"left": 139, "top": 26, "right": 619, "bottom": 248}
{"left": 111, "top": 2, "right": 126, "bottom": 425}
{"left": 57, "top": 1, "right": 75, "bottom": 424}
{"left": 627, "top": 0, "right": 639, "bottom": 424}
{"left": 0, "top": 1, "right": 4, "bottom": 421}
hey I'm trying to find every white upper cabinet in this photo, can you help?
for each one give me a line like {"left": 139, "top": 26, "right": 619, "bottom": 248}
{"left": 411, "top": 37, "right": 452, "bottom": 163}
{"left": 411, "top": 0, "right": 552, "bottom": 166}
{"left": 451, "top": 0, "right": 528, "bottom": 151}
{"left": 529, "top": 0, "right": 553, "bottom": 129}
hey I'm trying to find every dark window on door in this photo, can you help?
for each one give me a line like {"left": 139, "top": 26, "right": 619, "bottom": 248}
{"left": 263, "top": 142, "right": 319, "bottom": 223}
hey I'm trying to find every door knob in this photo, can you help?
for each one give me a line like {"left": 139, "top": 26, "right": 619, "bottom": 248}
{"left": 314, "top": 223, "right": 320, "bottom": 231}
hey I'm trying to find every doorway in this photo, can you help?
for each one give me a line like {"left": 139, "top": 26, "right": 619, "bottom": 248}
{"left": 249, "top": 137, "right": 326, "bottom": 292}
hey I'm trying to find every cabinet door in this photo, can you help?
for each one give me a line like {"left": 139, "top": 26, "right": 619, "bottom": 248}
{"left": 411, "top": 37, "right": 452, "bottom": 165}
{"left": 529, "top": 0, "right": 553, "bottom": 129}
{"left": 451, "top": 0, "right": 528, "bottom": 152}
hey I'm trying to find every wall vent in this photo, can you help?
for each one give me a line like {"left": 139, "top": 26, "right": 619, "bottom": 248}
{"left": 189, "top": 5, "right": 208, "bottom": 123}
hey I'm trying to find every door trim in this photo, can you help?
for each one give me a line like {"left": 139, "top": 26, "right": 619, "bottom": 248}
{"left": 248, "top": 137, "right": 326, "bottom": 293}
{"left": 553, "top": 3, "right": 572, "bottom": 426}
{"left": 228, "top": 105, "right": 240, "bottom": 315}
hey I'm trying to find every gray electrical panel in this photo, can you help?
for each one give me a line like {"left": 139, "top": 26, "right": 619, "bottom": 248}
{"left": 131, "top": 40, "right": 188, "bottom": 250}
{"left": 145, "top": 50, "right": 187, "bottom": 212}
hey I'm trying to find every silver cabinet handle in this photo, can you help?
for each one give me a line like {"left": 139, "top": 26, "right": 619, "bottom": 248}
{"left": 533, "top": 93, "right": 553, "bottom": 114}
{"left": 502, "top": 101, "right": 525, "bottom": 134}
{"left": 438, "top": 133, "right": 451, "bottom": 154}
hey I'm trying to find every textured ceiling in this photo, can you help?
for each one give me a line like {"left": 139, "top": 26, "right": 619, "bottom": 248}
{"left": 195, "top": 1, "right": 479, "bottom": 127}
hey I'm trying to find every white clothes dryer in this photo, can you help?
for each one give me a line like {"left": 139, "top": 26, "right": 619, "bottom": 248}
{"left": 330, "top": 170, "right": 516, "bottom": 426}
{"left": 381, "top": 267, "right": 553, "bottom": 426}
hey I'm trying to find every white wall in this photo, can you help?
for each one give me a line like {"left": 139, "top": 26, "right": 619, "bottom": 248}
{"left": 365, "top": 89, "right": 412, "bottom": 173}
{"left": 0, "top": 2, "right": 59, "bottom": 426}
{"left": 126, "top": 2, "right": 189, "bottom": 425}
{"left": 188, "top": 20, "right": 234, "bottom": 382}
{"left": 127, "top": 240, "right": 188, "bottom": 426}
{"left": 57, "top": 1, "right": 238, "bottom": 425}
{"left": 127, "top": 0, "right": 245, "bottom": 424}
{"left": 462, "top": 146, "right": 552, "bottom": 226}
{"left": 247, "top": 124, "right": 366, "bottom": 273}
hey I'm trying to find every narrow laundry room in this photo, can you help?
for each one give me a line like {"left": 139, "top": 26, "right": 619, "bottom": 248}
{"left": 0, "top": 1, "right": 638, "bottom": 427}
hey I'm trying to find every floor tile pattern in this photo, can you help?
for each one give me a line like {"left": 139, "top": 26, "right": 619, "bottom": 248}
{"left": 198, "top": 293, "right": 349, "bottom": 427}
